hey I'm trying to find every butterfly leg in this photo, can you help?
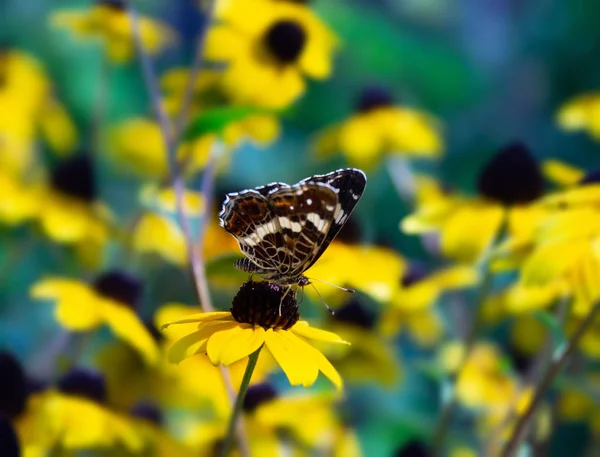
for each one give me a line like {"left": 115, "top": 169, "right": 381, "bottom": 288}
{"left": 278, "top": 285, "right": 294, "bottom": 316}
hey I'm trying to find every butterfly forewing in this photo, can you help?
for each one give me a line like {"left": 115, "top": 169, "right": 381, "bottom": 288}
{"left": 219, "top": 168, "right": 367, "bottom": 285}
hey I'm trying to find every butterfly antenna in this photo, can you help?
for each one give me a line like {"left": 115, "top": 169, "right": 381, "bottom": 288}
{"left": 309, "top": 283, "right": 336, "bottom": 316}
{"left": 307, "top": 277, "right": 355, "bottom": 294}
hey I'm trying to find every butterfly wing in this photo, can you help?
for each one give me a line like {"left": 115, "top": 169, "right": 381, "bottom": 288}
{"left": 299, "top": 168, "right": 367, "bottom": 270}
{"left": 267, "top": 183, "right": 339, "bottom": 279}
{"left": 219, "top": 189, "right": 283, "bottom": 275}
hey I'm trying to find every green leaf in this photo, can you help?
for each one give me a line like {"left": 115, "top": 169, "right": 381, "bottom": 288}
{"left": 533, "top": 310, "right": 567, "bottom": 348}
{"left": 182, "top": 106, "right": 264, "bottom": 141}
{"left": 205, "top": 253, "right": 247, "bottom": 281}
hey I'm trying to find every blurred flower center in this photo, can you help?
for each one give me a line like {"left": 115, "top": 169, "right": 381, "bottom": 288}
{"left": 263, "top": 20, "right": 307, "bottom": 64}
{"left": 579, "top": 168, "right": 600, "bottom": 185}
{"left": 92, "top": 271, "right": 143, "bottom": 308}
{"left": 243, "top": 383, "right": 278, "bottom": 413}
{"left": 477, "top": 142, "right": 544, "bottom": 205}
{"left": 355, "top": 85, "right": 394, "bottom": 112}
{"left": 131, "top": 401, "right": 163, "bottom": 425}
{"left": 58, "top": 368, "right": 107, "bottom": 403}
{"left": 333, "top": 298, "right": 376, "bottom": 330}
{"left": 51, "top": 156, "right": 97, "bottom": 202}
{"left": 231, "top": 280, "right": 299, "bottom": 329}
{"left": 0, "top": 352, "right": 27, "bottom": 419}
{"left": 96, "top": 0, "right": 126, "bottom": 10}
{"left": 400, "top": 263, "right": 430, "bottom": 287}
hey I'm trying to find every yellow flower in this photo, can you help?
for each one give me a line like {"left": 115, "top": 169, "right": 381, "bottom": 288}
{"left": 0, "top": 172, "right": 41, "bottom": 226}
{"left": 51, "top": 1, "right": 176, "bottom": 64}
{"left": 205, "top": 0, "right": 338, "bottom": 109}
{"left": 322, "top": 299, "right": 401, "bottom": 386}
{"left": 15, "top": 369, "right": 143, "bottom": 453}
{"left": 36, "top": 157, "right": 111, "bottom": 254}
{"left": 497, "top": 174, "right": 600, "bottom": 315}
{"left": 379, "top": 264, "right": 478, "bottom": 341}
{"left": 162, "top": 281, "right": 349, "bottom": 390}
{"left": 305, "top": 242, "right": 407, "bottom": 304}
{"left": 316, "top": 85, "right": 443, "bottom": 170}
{"left": 556, "top": 91, "right": 600, "bottom": 140}
{"left": 542, "top": 159, "right": 585, "bottom": 188}
{"left": 0, "top": 51, "right": 77, "bottom": 175}
{"left": 402, "top": 142, "right": 547, "bottom": 263}
{"left": 31, "top": 271, "right": 159, "bottom": 365}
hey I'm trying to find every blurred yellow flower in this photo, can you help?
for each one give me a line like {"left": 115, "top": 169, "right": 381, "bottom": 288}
{"left": 402, "top": 142, "right": 547, "bottom": 263}
{"left": 0, "top": 172, "right": 41, "bottom": 227}
{"left": 542, "top": 159, "right": 585, "bottom": 188}
{"left": 556, "top": 92, "right": 600, "bottom": 140}
{"left": 205, "top": 0, "right": 338, "bottom": 109}
{"left": 51, "top": 0, "right": 176, "bottom": 63}
{"left": 316, "top": 85, "right": 443, "bottom": 170}
{"left": 31, "top": 271, "right": 159, "bottom": 365}
{"left": 0, "top": 50, "right": 77, "bottom": 175}
{"left": 305, "top": 242, "right": 407, "bottom": 304}
{"left": 162, "top": 281, "right": 349, "bottom": 390}
{"left": 132, "top": 212, "right": 188, "bottom": 266}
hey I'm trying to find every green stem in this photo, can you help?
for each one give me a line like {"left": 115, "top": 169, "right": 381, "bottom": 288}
{"left": 431, "top": 224, "right": 505, "bottom": 456}
{"left": 500, "top": 300, "right": 600, "bottom": 457}
{"left": 221, "top": 346, "right": 263, "bottom": 457}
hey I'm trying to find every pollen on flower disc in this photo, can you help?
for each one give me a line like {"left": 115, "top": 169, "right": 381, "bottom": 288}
{"left": 477, "top": 142, "right": 544, "bottom": 205}
{"left": 58, "top": 368, "right": 107, "bottom": 404}
{"left": 231, "top": 280, "right": 299, "bottom": 329}
{"left": 51, "top": 156, "right": 97, "bottom": 202}
{"left": 243, "top": 383, "right": 278, "bottom": 413}
{"left": 0, "top": 352, "right": 27, "bottom": 419}
{"left": 93, "top": 271, "right": 143, "bottom": 309}
{"left": 264, "top": 20, "right": 307, "bottom": 64}
{"left": 355, "top": 84, "right": 394, "bottom": 113}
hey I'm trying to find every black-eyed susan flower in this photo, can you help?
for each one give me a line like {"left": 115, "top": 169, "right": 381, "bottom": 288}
{"left": 36, "top": 156, "right": 111, "bottom": 261}
{"left": 496, "top": 170, "right": 600, "bottom": 315}
{"left": 51, "top": 0, "right": 175, "bottom": 64}
{"left": 316, "top": 85, "right": 443, "bottom": 170}
{"left": 31, "top": 270, "right": 159, "bottom": 365}
{"left": 556, "top": 91, "right": 600, "bottom": 140}
{"left": 162, "top": 280, "right": 348, "bottom": 390}
{"left": 322, "top": 298, "right": 401, "bottom": 386}
{"left": 0, "top": 172, "right": 41, "bottom": 227}
{"left": 0, "top": 50, "right": 77, "bottom": 175}
{"left": 305, "top": 242, "right": 407, "bottom": 305}
{"left": 205, "top": 0, "right": 338, "bottom": 109}
{"left": 16, "top": 368, "right": 143, "bottom": 453}
{"left": 379, "top": 263, "right": 478, "bottom": 342}
{"left": 402, "top": 142, "right": 547, "bottom": 263}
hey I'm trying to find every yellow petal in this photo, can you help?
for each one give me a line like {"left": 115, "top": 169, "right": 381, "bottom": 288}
{"left": 102, "top": 301, "right": 159, "bottom": 365}
{"left": 167, "top": 328, "right": 212, "bottom": 363}
{"left": 542, "top": 160, "right": 584, "bottom": 188}
{"left": 206, "top": 322, "right": 244, "bottom": 365}
{"left": 219, "top": 326, "right": 265, "bottom": 365}
{"left": 264, "top": 329, "right": 312, "bottom": 387}
{"left": 132, "top": 212, "right": 187, "bottom": 266}
{"left": 161, "top": 311, "right": 233, "bottom": 329}
{"left": 291, "top": 322, "right": 349, "bottom": 344}
{"left": 274, "top": 330, "right": 320, "bottom": 388}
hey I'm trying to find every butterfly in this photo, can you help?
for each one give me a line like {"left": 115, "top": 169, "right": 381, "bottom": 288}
{"left": 219, "top": 168, "right": 367, "bottom": 289}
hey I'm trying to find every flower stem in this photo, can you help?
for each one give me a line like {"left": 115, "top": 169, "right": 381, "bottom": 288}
{"left": 431, "top": 227, "right": 503, "bottom": 455}
{"left": 499, "top": 300, "right": 600, "bottom": 457}
{"left": 221, "top": 345, "right": 263, "bottom": 457}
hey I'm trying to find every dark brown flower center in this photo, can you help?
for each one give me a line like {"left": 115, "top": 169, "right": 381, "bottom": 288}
{"left": 0, "top": 352, "right": 27, "bottom": 419}
{"left": 96, "top": 0, "right": 126, "bottom": 10}
{"left": 0, "top": 415, "right": 19, "bottom": 457}
{"left": 333, "top": 298, "right": 376, "bottom": 330}
{"left": 355, "top": 85, "right": 394, "bottom": 113}
{"left": 93, "top": 271, "right": 143, "bottom": 309}
{"left": 131, "top": 401, "right": 163, "bottom": 425}
{"left": 263, "top": 20, "right": 307, "bottom": 64}
{"left": 58, "top": 368, "right": 107, "bottom": 404}
{"left": 400, "top": 263, "right": 431, "bottom": 288}
{"left": 243, "top": 383, "right": 278, "bottom": 413}
{"left": 231, "top": 280, "right": 299, "bottom": 329}
{"left": 394, "top": 440, "right": 431, "bottom": 457}
{"left": 579, "top": 169, "right": 600, "bottom": 185}
{"left": 477, "top": 142, "right": 544, "bottom": 205}
{"left": 50, "top": 156, "right": 97, "bottom": 202}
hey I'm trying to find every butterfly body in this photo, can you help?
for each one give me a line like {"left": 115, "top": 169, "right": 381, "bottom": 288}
{"left": 219, "top": 168, "right": 367, "bottom": 287}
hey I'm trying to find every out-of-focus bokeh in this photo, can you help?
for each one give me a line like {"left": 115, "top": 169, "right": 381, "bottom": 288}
{"left": 2, "top": 0, "right": 600, "bottom": 456}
